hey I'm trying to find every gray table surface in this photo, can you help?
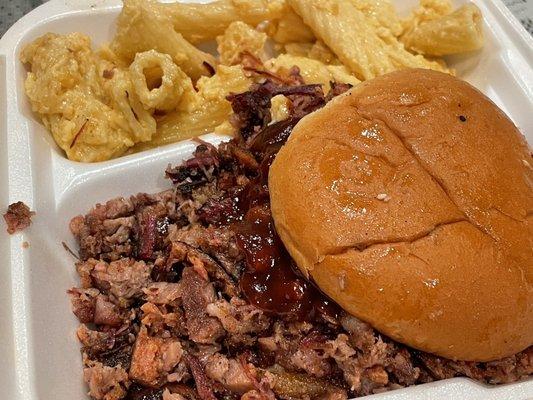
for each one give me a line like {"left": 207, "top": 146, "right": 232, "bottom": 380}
{"left": 1, "top": 0, "right": 532, "bottom": 37}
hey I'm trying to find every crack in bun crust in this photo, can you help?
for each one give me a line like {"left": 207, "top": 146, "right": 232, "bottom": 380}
{"left": 269, "top": 68, "right": 533, "bottom": 362}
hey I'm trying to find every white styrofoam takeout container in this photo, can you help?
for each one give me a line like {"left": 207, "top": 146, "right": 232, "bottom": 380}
{"left": 0, "top": 0, "right": 532, "bottom": 399}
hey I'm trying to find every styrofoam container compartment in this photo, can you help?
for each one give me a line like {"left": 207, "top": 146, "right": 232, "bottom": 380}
{"left": 0, "top": 0, "right": 532, "bottom": 399}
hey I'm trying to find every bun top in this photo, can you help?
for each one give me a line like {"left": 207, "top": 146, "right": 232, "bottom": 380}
{"left": 269, "top": 69, "right": 532, "bottom": 361}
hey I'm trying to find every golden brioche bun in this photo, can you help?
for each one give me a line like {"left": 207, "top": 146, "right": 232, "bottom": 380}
{"left": 269, "top": 69, "right": 532, "bottom": 361}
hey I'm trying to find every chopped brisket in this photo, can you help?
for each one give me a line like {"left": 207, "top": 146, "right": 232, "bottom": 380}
{"left": 99, "top": 343, "right": 134, "bottom": 370}
{"left": 140, "top": 302, "right": 185, "bottom": 337}
{"left": 138, "top": 211, "right": 158, "bottom": 260}
{"left": 68, "top": 76, "right": 531, "bottom": 400}
{"left": 94, "top": 294, "right": 124, "bottom": 326}
{"left": 268, "top": 370, "right": 346, "bottom": 400}
{"left": 227, "top": 81, "right": 276, "bottom": 141}
{"left": 196, "top": 196, "right": 238, "bottom": 226}
{"left": 70, "top": 191, "right": 178, "bottom": 262}
{"left": 76, "top": 258, "right": 99, "bottom": 288}
{"left": 143, "top": 283, "right": 182, "bottom": 305}
{"left": 167, "top": 241, "right": 238, "bottom": 297}
{"left": 228, "top": 80, "right": 328, "bottom": 144}
{"left": 3, "top": 201, "right": 34, "bottom": 234}
{"left": 418, "top": 349, "right": 533, "bottom": 385}
{"left": 183, "top": 354, "right": 217, "bottom": 400}
{"left": 325, "top": 82, "right": 353, "bottom": 102}
{"left": 249, "top": 117, "right": 300, "bottom": 155}
{"left": 180, "top": 267, "right": 224, "bottom": 344}
{"left": 162, "top": 384, "right": 199, "bottom": 400}
{"left": 78, "top": 325, "right": 117, "bottom": 355}
{"left": 129, "top": 327, "right": 183, "bottom": 387}
{"left": 226, "top": 143, "right": 259, "bottom": 171}
{"left": 206, "top": 297, "right": 270, "bottom": 347}
{"left": 290, "top": 346, "right": 333, "bottom": 378}
{"left": 387, "top": 349, "right": 420, "bottom": 385}
{"left": 205, "top": 353, "right": 255, "bottom": 394}
{"left": 162, "top": 389, "right": 186, "bottom": 400}
{"left": 125, "top": 385, "right": 164, "bottom": 400}
{"left": 91, "top": 258, "right": 152, "bottom": 306}
{"left": 168, "top": 225, "right": 242, "bottom": 279}
{"left": 78, "top": 324, "right": 135, "bottom": 369}
{"left": 84, "top": 360, "right": 130, "bottom": 400}
{"left": 69, "top": 287, "right": 99, "bottom": 323}
{"left": 166, "top": 145, "right": 219, "bottom": 195}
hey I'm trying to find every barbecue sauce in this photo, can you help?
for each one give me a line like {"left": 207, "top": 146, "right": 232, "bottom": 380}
{"left": 230, "top": 139, "right": 340, "bottom": 321}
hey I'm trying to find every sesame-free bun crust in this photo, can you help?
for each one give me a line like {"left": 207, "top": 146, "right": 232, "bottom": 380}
{"left": 269, "top": 69, "right": 532, "bottom": 361}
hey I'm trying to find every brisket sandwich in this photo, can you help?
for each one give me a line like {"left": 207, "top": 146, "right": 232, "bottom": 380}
{"left": 270, "top": 68, "right": 532, "bottom": 362}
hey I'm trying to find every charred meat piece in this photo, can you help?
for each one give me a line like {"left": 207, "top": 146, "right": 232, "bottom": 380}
{"left": 169, "top": 224, "right": 243, "bottom": 279}
{"left": 3, "top": 201, "right": 35, "bottom": 234}
{"left": 196, "top": 196, "right": 241, "bottom": 227}
{"left": 249, "top": 117, "right": 300, "bottom": 155}
{"left": 69, "top": 287, "right": 100, "bottom": 323}
{"left": 180, "top": 267, "right": 224, "bottom": 344}
{"left": 183, "top": 354, "right": 217, "bottom": 400}
{"left": 325, "top": 82, "right": 353, "bottom": 101}
{"left": 78, "top": 324, "right": 134, "bottom": 369}
{"left": 125, "top": 385, "right": 164, "bottom": 400}
{"left": 140, "top": 302, "right": 186, "bottom": 337}
{"left": 227, "top": 81, "right": 276, "bottom": 141}
{"left": 166, "top": 145, "right": 220, "bottom": 195}
{"left": 70, "top": 191, "right": 177, "bottom": 262}
{"left": 166, "top": 241, "right": 238, "bottom": 297}
{"left": 227, "top": 80, "right": 327, "bottom": 143}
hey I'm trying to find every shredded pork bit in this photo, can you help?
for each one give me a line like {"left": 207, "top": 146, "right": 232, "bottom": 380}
{"left": 67, "top": 76, "right": 532, "bottom": 400}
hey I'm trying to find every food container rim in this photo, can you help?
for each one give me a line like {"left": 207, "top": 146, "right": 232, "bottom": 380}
{"left": 0, "top": 1, "right": 531, "bottom": 399}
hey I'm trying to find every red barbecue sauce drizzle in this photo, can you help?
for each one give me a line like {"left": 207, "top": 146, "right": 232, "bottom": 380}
{"left": 229, "top": 148, "right": 340, "bottom": 321}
